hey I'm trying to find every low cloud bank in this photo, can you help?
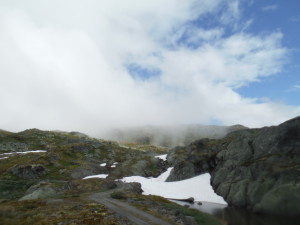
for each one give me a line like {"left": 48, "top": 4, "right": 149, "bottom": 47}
{"left": 0, "top": 1, "right": 299, "bottom": 136}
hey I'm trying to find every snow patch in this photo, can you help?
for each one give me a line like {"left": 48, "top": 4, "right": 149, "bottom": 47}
{"left": 0, "top": 150, "right": 47, "bottom": 159}
{"left": 121, "top": 169, "right": 227, "bottom": 205}
{"left": 0, "top": 157, "right": 8, "bottom": 160}
{"left": 151, "top": 167, "right": 173, "bottom": 182}
{"left": 155, "top": 154, "right": 167, "bottom": 161}
{"left": 0, "top": 150, "right": 47, "bottom": 155}
{"left": 82, "top": 174, "right": 108, "bottom": 179}
{"left": 111, "top": 162, "right": 118, "bottom": 168}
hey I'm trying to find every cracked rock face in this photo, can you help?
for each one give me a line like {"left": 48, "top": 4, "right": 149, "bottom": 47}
{"left": 166, "top": 138, "right": 222, "bottom": 182}
{"left": 211, "top": 117, "right": 300, "bottom": 216}
{"left": 167, "top": 117, "right": 300, "bottom": 216}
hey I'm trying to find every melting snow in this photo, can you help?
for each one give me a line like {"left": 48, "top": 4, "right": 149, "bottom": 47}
{"left": 0, "top": 150, "right": 47, "bottom": 159}
{"left": 121, "top": 168, "right": 227, "bottom": 205}
{"left": 82, "top": 174, "right": 108, "bottom": 179}
{"left": 0, "top": 157, "right": 8, "bottom": 160}
{"left": 111, "top": 162, "right": 118, "bottom": 168}
{"left": 0, "top": 150, "right": 47, "bottom": 155}
{"left": 155, "top": 154, "right": 167, "bottom": 161}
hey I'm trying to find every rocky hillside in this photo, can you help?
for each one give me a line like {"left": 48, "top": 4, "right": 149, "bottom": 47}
{"left": 167, "top": 116, "right": 300, "bottom": 216}
{"left": 0, "top": 128, "right": 223, "bottom": 225}
{"left": 1, "top": 117, "right": 299, "bottom": 223}
{"left": 105, "top": 124, "right": 247, "bottom": 147}
{"left": 0, "top": 129, "right": 169, "bottom": 200}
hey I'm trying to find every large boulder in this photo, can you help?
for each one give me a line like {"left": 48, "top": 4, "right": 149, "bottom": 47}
{"left": 166, "top": 117, "right": 300, "bottom": 216}
{"left": 166, "top": 138, "right": 228, "bottom": 181}
{"left": 19, "top": 182, "right": 57, "bottom": 201}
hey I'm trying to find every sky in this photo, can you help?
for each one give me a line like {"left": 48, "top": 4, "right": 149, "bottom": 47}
{"left": 0, "top": 0, "right": 299, "bottom": 136}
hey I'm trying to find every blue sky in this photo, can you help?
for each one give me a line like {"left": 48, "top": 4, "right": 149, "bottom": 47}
{"left": 127, "top": 0, "right": 300, "bottom": 106}
{"left": 0, "top": 0, "right": 299, "bottom": 135}
{"left": 237, "top": 0, "right": 300, "bottom": 106}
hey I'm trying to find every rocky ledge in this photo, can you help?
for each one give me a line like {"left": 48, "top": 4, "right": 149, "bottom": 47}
{"left": 167, "top": 116, "right": 300, "bottom": 216}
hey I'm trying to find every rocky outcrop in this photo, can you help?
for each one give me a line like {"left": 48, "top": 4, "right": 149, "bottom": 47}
{"left": 69, "top": 165, "right": 103, "bottom": 179}
{"left": 166, "top": 138, "right": 227, "bottom": 181}
{"left": 167, "top": 117, "right": 300, "bottom": 216}
{"left": 212, "top": 117, "right": 300, "bottom": 216}
{"left": 110, "top": 155, "right": 168, "bottom": 179}
{"left": 19, "top": 181, "right": 58, "bottom": 201}
{"left": 11, "top": 164, "right": 48, "bottom": 179}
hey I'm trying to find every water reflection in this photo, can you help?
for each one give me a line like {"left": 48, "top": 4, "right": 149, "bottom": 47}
{"left": 172, "top": 201, "right": 300, "bottom": 225}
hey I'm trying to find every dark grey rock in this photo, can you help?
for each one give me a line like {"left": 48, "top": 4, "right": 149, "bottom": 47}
{"left": 19, "top": 185, "right": 57, "bottom": 201}
{"left": 121, "top": 182, "right": 143, "bottom": 194}
{"left": 69, "top": 165, "right": 101, "bottom": 179}
{"left": 101, "top": 181, "right": 117, "bottom": 190}
{"left": 11, "top": 164, "right": 48, "bottom": 179}
{"left": 211, "top": 117, "right": 300, "bottom": 215}
{"left": 167, "top": 116, "right": 300, "bottom": 216}
{"left": 166, "top": 138, "right": 224, "bottom": 182}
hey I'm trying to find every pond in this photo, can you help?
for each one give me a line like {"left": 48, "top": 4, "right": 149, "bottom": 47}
{"left": 172, "top": 200, "right": 300, "bottom": 225}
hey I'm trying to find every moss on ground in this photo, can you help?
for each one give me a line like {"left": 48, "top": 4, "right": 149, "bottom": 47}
{"left": 0, "top": 128, "right": 226, "bottom": 225}
{"left": 127, "top": 194, "right": 224, "bottom": 225}
{"left": 0, "top": 198, "right": 122, "bottom": 225}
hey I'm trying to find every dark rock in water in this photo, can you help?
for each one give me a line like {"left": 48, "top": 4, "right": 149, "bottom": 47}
{"left": 167, "top": 116, "right": 300, "bottom": 216}
{"left": 11, "top": 164, "right": 48, "bottom": 179}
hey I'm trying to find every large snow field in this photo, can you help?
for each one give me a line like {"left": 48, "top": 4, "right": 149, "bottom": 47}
{"left": 121, "top": 167, "right": 227, "bottom": 205}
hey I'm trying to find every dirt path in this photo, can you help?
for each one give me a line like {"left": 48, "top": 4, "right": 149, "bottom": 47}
{"left": 89, "top": 193, "right": 174, "bottom": 225}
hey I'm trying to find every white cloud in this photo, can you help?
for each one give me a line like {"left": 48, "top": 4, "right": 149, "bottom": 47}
{"left": 220, "top": 0, "right": 241, "bottom": 25}
{"left": 262, "top": 4, "right": 278, "bottom": 12}
{"left": 290, "top": 15, "right": 300, "bottom": 22}
{"left": 0, "top": 0, "right": 299, "bottom": 136}
{"left": 294, "top": 85, "right": 300, "bottom": 89}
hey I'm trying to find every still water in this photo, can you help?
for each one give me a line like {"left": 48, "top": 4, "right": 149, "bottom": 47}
{"left": 172, "top": 201, "right": 300, "bottom": 225}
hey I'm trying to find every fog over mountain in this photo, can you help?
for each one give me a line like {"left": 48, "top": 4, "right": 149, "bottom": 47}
{"left": 105, "top": 124, "right": 247, "bottom": 147}
{"left": 0, "top": 0, "right": 299, "bottom": 136}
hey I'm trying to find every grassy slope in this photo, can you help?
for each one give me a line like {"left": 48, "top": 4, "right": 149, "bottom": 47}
{"left": 0, "top": 128, "right": 223, "bottom": 225}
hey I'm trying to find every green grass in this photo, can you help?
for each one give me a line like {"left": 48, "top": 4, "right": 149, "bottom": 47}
{"left": 129, "top": 195, "right": 224, "bottom": 225}
{"left": 0, "top": 179, "right": 37, "bottom": 200}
